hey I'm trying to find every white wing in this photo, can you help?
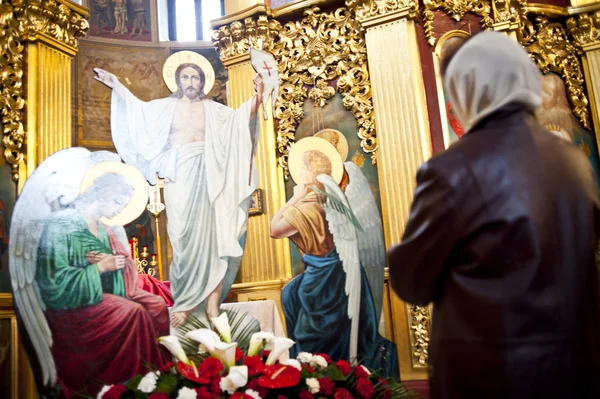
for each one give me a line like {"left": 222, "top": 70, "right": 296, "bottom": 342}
{"left": 315, "top": 174, "right": 361, "bottom": 362}
{"left": 9, "top": 148, "right": 121, "bottom": 387}
{"left": 344, "top": 162, "right": 386, "bottom": 322}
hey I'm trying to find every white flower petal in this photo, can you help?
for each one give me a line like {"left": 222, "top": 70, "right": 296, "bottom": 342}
{"left": 280, "top": 358, "right": 302, "bottom": 371}
{"left": 176, "top": 386, "right": 197, "bottom": 399}
{"left": 266, "top": 337, "right": 295, "bottom": 365}
{"left": 97, "top": 385, "right": 112, "bottom": 399}
{"left": 158, "top": 336, "right": 190, "bottom": 364}
{"left": 306, "top": 377, "right": 320, "bottom": 394}
{"left": 245, "top": 389, "right": 262, "bottom": 399}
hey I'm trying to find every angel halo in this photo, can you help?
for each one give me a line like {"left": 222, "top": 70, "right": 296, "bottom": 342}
{"left": 288, "top": 136, "right": 344, "bottom": 185}
{"left": 314, "top": 128, "right": 349, "bottom": 162}
{"left": 80, "top": 161, "right": 149, "bottom": 226}
{"left": 162, "top": 50, "right": 215, "bottom": 93}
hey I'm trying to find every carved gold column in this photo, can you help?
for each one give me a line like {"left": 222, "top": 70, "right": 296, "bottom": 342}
{"left": 568, "top": 6, "right": 600, "bottom": 153}
{"left": 1, "top": 0, "right": 88, "bottom": 188}
{"left": 348, "top": 0, "right": 431, "bottom": 381}
{"left": 212, "top": 16, "right": 291, "bottom": 317}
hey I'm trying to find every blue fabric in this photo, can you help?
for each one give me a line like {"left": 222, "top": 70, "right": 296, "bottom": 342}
{"left": 282, "top": 249, "right": 399, "bottom": 378}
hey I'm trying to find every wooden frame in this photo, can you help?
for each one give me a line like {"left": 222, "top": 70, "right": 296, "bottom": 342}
{"left": 0, "top": 310, "right": 18, "bottom": 399}
{"left": 249, "top": 189, "right": 264, "bottom": 216}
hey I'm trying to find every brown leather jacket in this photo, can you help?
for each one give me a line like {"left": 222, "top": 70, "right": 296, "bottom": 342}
{"left": 388, "top": 107, "right": 600, "bottom": 398}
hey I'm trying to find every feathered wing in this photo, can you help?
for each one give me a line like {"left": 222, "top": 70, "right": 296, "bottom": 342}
{"left": 315, "top": 174, "right": 361, "bottom": 362}
{"left": 9, "top": 148, "right": 122, "bottom": 387}
{"left": 343, "top": 162, "right": 386, "bottom": 322}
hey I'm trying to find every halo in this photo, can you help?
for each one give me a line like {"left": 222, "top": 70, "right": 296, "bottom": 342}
{"left": 289, "top": 137, "right": 344, "bottom": 185}
{"left": 80, "top": 162, "right": 149, "bottom": 226}
{"left": 163, "top": 50, "right": 215, "bottom": 94}
{"left": 314, "top": 128, "right": 349, "bottom": 161}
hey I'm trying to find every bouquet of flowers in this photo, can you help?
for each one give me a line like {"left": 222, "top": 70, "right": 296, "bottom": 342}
{"left": 97, "top": 313, "right": 414, "bottom": 399}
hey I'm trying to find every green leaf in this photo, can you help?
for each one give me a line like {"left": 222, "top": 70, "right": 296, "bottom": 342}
{"left": 326, "top": 364, "right": 346, "bottom": 382}
{"left": 154, "top": 373, "right": 180, "bottom": 395}
{"left": 125, "top": 375, "right": 143, "bottom": 390}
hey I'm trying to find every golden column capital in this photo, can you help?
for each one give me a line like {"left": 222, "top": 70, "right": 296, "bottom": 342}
{"left": 567, "top": 7, "right": 600, "bottom": 50}
{"left": 345, "top": 0, "right": 418, "bottom": 26}
{"left": 211, "top": 14, "right": 282, "bottom": 63}
{"left": 1, "top": 0, "right": 89, "bottom": 182}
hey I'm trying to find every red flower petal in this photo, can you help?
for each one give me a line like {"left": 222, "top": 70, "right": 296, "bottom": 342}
{"left": 177, "top": 361, "right": 210, "bottom": 384}
{"left": 356, "top": 378, "right": 375, "bottom": 399}
{"left": 199, "top": 357, "right": 223, "bottom": 378}
{"left": 298, "top": 391, "right": 315, "bottom": 399}
{"left": 318, "top": 377, "right": 335, "bottom": 396}
{"left": 235, "top": 347, "right": 244, "bottom": 363}
{"left": 257, "top": 364, "right": 301, "bottom": 389}
{"left": 353, "top": 365, "right": 369, "bottom": 379}
{"left": 335, "top": 360, "right": 352, "bottom": 376}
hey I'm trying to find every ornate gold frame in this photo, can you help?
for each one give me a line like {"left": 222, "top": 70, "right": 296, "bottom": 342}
{"left": 432, "top": 29, "right": 471, "bottom": 149}
{"left": 0, "top": 310, "right": 18, "bottom": 398}
{"left": 271, "top": 6, "right": 377, "bottom": 180}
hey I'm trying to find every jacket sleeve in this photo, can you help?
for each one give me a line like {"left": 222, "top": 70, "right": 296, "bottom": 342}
{"left": 387, "top": 163, "right": 458, "bottom": 306}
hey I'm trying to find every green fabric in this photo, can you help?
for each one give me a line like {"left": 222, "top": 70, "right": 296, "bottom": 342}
{"left": 37, "top": 212, "right": 125, "bottom": 310}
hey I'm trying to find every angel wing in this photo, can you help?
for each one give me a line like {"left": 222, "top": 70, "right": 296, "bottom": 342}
{"left": 315, "top": 174, "right": 362, "bottom": 362}
{"left": 9, "top": 148, "right": 121, "bottom": 387}
{"left": 344, "top": 162, "right": 386, "bottom": 322}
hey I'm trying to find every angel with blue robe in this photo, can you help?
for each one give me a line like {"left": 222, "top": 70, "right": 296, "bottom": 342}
{"left": 270, "top": 137, "right": 399, "bottom": 378}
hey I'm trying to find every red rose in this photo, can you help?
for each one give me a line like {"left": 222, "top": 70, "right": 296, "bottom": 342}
{"left": 199, "top": 357, "right": 223, "bottom": 378}
{"left": 257, "top": 364, "right": 301, "bottom": 389}
{"left": 382, "top": 388, "right": 393, "bottom": 399}
{"left": 160, "top": 361, "right": 174, "bottom": 373}
{"left": 195, "top": 387, "right": 213, "bottom": 399}
{"left": 177, "top": 361, "right": 210, "bottom": 384}
{"left": 318, "top": 377, "right": 335, "bottom": 396}
{"left": 356, "top": 378, "right": 375, "bottom": 399}
{"left": 298, "top": 391, "right": 314, "bottom": 399}
{"left": 229, "top": 393, "right": 249, "bottom": 399}
{"left": 248, "top": 377, "right": 270, "bottom": 398}
{"left": 334, "top": 387, "right": 355, "bottom": 399}
{"left": 210, "top": 377, "right": 223, "bottom": 395}
{"left": 103, "top": 385, "right": 127, "bottom": 399}
{"left": 244, "top": 355, "right": 265, "bottom": 376}
{"left": 316, "top": 353, "right": 332, "bottom": 364}
{"left": 353, "top": 365, "right": 369, "bottom": 379}
{"left": 149, "top": 393, "right": 170, "bottom": 399}
{"left": 302, "top": 364, "right": 315, "bottom": 373}
{"left": 335, "top": 360, "right": 352, "bottom": 375}
{"left": 236, "top": 347, "right": 245, "bottom": 363}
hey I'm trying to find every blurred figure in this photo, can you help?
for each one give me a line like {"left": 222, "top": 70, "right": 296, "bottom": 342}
{"left": 388, "top": 31, "right": 600, "bottom": 398}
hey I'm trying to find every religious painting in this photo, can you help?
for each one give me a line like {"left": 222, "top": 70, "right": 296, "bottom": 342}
{"left": 270, "top": 135, "right": 399, "bottom": 378}
{"left": 0, "top": 156, "right": 16, "bottom": 295}
{"left": 124, "top": 210, "right": 155, "bottom": 256}
{"left": 76, "top": 42, "right": 168, "bottom": 148}
{"left": 537, "top": 73, "right": 600, "bottom": 188}
{"left": 170, "top": 47, "right": 229, "bottom": 105}
{"left": 433, "top": 30, "right": 470, "bottom": 148}
{"left": 0, "top": 313, "right": 17, "bottom": 398}
{"left": 84, "top": 0, "right": 156, "bottom": 43}
{"left": 9, "top": 148, "right": 174, "bottom": 398}
{"left": 286, "top": 93, "right": 383, "bottom": 277}
{"left": 92, "top": 48, "right": 268, "bottom": 329}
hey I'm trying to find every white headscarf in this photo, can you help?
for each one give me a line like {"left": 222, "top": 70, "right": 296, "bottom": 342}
{"left": 444, "top": 31, "right": 542, "bottom": 133}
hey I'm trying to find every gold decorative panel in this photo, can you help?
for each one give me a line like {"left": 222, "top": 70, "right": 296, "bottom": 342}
{"left": 519, "top": 15, "right": 590, "bottom": 129}
{"left": 271, "top": 6, "right": 376, "bottom": 179}
{"left": 423, "top": 0, "right": 493, "bottom": 45}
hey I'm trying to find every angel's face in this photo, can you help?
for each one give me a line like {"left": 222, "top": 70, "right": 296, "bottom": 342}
{"left": 99, "top": 194, "right": 131, "bottom": 219}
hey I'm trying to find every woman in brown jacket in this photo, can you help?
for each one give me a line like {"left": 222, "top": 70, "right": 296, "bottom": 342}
{"left": 388, "top": 31, "right": 600, "bottom": 398}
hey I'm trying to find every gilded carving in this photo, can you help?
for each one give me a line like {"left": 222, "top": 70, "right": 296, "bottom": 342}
{"left": 408, "top": 304, "right": 431, "bottom": 367}
{"left": 345, "top": 0, "right": 418, "bottom": 21}
{"left": 212, "top": 15, "right": 282, "bottom": 60}
{"left": 519, "top": 16, "right": 591, "bottom": 129}
{"left": 492, "top": 0, "right": 518, "bottom": 24}
{"left": 423, "top": 0, "right": 493, "bottom": 46}
{"left": 272, "top": 6, "right": 376, "bottom": 179}
{"left": 566, "top": 11, "right": 600, "bottom": 49}
{"left": 0, "top": 0, "right": 88, "bottom": 181}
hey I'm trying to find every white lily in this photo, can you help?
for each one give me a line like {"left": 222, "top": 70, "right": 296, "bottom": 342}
{"left": 219, "top": 365, "right": 248, "bottom": 394}
{"left": 279, "top": 358, "right": 302, "bottom": 371}
{"left": 210, "top": 313, "right": 232, "bottom": 343}
{"left": 158, "top": 335, "right": 190, "bottom": 364}
{"left": 265, "top": 337, "right": 295, "bottom": 365}
{"left": 247, "top": 331, "right": 275, "bottom": 356}
{"left": 214, "top": 341, "right": 238, "bottom": 368}
{"left": 185, "top": 328, "right": 221, "bottom": 355}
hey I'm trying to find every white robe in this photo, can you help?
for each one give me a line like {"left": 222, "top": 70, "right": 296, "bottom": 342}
{"left": 110, "top": 88, "right": 258, "bottom": 313}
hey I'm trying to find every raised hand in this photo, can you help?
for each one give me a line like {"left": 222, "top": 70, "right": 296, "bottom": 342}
{"left": 93, "top": 68, "right": 119, "bottom": 89}
{"left": 253, "top": 74, "right": 265, "bottom": 99}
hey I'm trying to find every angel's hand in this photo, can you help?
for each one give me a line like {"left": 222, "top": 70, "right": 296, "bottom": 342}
{"left": 97, "top": 255, "right": 126, "bottom": 273}
{"left": 86, "top": 251, "right": 108, "bottom": 264}
{"left": 93, "top": 68, "right": 119, "bottom": 89}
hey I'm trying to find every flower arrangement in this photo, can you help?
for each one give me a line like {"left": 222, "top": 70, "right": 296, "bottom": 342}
{"left": 97, "top": 313, "right": 414, "bottom": 399}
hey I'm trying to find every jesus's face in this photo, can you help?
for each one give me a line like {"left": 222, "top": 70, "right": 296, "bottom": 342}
{"left": 178, "top": 66, "right": 203, "bottom": 100}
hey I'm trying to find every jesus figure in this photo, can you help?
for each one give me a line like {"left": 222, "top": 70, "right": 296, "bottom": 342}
{"left": 94, "top": 64, "right": 264, "bottom": 327}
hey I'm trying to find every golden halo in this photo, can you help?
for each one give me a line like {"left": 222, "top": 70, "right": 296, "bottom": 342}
{"left": 80, "top": 162, "right": 149, "bottom": 226}
{"left": 314, "top": 129, "right": 349, "bottom": 161}
{"left": 289, "top": 137, "right": 344, "bottom": 185}
{"left": 162, "top": 50, "right": 215, "bottom": 94}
